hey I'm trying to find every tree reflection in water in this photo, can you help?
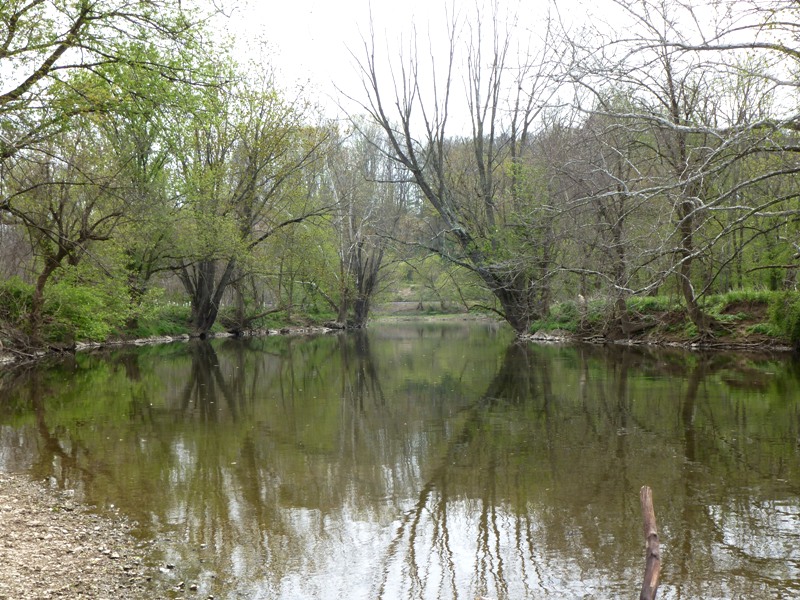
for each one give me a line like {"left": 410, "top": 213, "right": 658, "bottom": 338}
{"left": 0, "top": 325, "right": 798, "bottom": 598}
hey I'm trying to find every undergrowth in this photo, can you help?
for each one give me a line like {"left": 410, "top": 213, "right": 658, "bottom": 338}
{"left": 530, "top": 290, "right": 797, "bottom": 346}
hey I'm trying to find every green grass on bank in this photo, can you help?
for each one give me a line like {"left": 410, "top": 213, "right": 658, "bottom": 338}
{"left": 530, "top": 290, "right": 800, "bottom": 346}
{"left": 0, "top": 274, "right": 339, "bottom": 347}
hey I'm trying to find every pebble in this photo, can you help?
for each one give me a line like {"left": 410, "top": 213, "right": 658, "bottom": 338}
{"left": 0, "top": 472, "right": 165, "bottom": 599}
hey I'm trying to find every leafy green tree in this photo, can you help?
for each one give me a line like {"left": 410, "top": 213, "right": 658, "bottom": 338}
{"left": 0, "top": 0, "right": 214, "bottom": 173}
{"left": 169, "top": 73, "right": 331, "bottom": 336}
{"left": 2, "top": 117, "right": 128, "bottom": 342}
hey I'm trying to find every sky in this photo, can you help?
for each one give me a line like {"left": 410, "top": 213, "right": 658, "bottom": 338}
{"left": 217, "top": 0, "right": 581, "bottom": 122}
{"left": 221, "top": 0, "right": 458, "bottom": 116}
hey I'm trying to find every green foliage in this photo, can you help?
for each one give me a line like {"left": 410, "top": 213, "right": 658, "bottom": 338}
{"left": 702, "top": 289, "right": 775, "bottom": 315}
{"left": 626, "top": 296, "right": 677, "bottom": 313}
{"left": 768, "top": 292, "right": 800, "bottom": 345}
{"left": 256, "top": 310, "right": 292, "bottom": 329}
{"left": 530, "top": 301, "right": 580, "bottom": 333}
{"left": 0, "top": 277, "right": 34, "bottom": 323}
{"left": 43, "top": 279, "right": 129, "bottom": 342}
{"left": 746, "top": 323, "right": 782, "bottom": 337}
{"left": 36, "top": 258, "right": 139, "bottom": 343}
{"left": 584, "top": 298, "right": 613, "bottom": 326}
{"left": 127, "top": 299, "right": 192, "bottom": 338}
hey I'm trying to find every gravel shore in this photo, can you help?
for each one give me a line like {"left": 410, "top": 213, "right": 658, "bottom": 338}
{"left": 0, "top": 472, "right": 162, "bottom": 600}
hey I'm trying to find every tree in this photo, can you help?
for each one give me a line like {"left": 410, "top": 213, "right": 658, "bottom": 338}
{"left": 353, "top": 2, "right": 568, "bottom": 334}
{"left": 553, "top": 100, "right": 671, "bottom": 333}
{"left": 324, "top": 122, "right": 410, "bottom": 327}
{"left": 170, "top": 73, "right": 331, "bottom": 336}
{"left": 0, "top": 0, "right": 215, "bottom": 172}
{"left": 0, "top": 0, "right": 224, "bottom": 345}
{"left": 2, "top": 116, "right": 128, "bottom": 342}
{"left": 567, "top": 0, "right": 800, "bottom": 335}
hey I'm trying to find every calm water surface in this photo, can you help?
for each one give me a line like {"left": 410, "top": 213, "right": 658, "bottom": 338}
{"left": 1, "top": 321, "right": 799, "bottom": 599}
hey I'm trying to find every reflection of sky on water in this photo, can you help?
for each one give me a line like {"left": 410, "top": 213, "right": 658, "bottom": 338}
{"left": 182, "top": 498, "right": 634, "bottom": 599}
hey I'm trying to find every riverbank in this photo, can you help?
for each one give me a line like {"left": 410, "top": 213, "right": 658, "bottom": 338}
{"left": 0, "top": 325, "right": 338, "bottom": 367}
{"left": 2, "top": 294, "right": 797, "bottom": 367}
{"left": 525, "top": 293, "right": 798, "bottom": 353}
{"left": 0, "top": 472, "right": 163, "bottom": 600}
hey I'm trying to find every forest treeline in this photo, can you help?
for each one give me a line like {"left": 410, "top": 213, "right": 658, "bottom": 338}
{"left": 3, "top": 0, "right": 800, "bottom": 351}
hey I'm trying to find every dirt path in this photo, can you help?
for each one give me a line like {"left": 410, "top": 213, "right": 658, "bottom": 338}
{"left": 0, "top": 472, "right": 164, "bottom": 600}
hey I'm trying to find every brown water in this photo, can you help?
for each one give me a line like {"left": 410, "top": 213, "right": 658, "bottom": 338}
{"left": 0, "top": 321, "right": 798, "bottom": 599}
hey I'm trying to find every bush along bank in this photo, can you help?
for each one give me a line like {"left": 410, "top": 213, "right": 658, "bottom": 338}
{"left": 0, "top": 286, "right": 341, "bottom": 365}
{"left": 526, "top": 290, "right": 798, "bottom": 351}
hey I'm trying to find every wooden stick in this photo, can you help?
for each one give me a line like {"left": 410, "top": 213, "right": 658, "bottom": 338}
{"left": 639, "top": 485, "right": 661, "bottom": 600}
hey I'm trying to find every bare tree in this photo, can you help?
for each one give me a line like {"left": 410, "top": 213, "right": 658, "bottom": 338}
{"left": 567, "top": 0, "right": 800, "bottom": 335}
{"left": 351, "top": 2, "right": 568, "bottom": 333}
{"left": 323, "top": 121, "right": 411, "bottom": 327}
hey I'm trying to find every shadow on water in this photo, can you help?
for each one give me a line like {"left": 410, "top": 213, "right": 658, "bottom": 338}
{"left": 0, "top": 326, "right": 799, "bottom": 599}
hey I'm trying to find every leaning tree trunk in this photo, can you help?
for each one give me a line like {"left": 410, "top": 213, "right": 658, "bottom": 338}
{"left": 476, "top": 267, "right": 537, "bottom": 334}
{"left": 29, "top": 254, "right": 62, "bottom": 345}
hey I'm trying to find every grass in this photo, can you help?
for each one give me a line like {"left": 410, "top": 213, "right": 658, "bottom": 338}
{"left": 530, "top": 289, "right": 793, "bottom": 346}
{"left": 626, "top": 296, "right": 678, "bottom": 313}
{"left": 125, "top": 303, "right": 192, "bottom": 338}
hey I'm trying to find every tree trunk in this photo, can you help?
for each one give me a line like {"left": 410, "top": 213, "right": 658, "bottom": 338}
{"left": 352, "top": 296, "right": 370, "bottom": 328}
{"left": 477, "top": 268, "right": 536, "bottom": 334}
{"left": 179, "top": 258, "right": 237, "bottom": 338}
{"left": 29, "top": 256, "right": 60, "bottom": 344}
{"left": 678, "top": 211, "right": 712, "bottom": 336}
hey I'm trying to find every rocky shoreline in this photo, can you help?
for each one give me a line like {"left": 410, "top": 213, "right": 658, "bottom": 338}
{"left": 521, "top": 328, "right": 796, "bottom": 352}
{"left": 0, "top": 472, "right": 165, "bottom": 600}
{"left": 0, "top": 326, "right": 339, "bottom": 367}
{"left": 2, "top": 324, "right": 795, "bottom": 367}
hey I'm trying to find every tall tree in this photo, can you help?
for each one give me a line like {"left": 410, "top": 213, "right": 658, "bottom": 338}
{"left": 0, "top": 0, "right": 215, "bottom": 172}
{"left": 325, "top": 122, "right": 410, "bottom": 327}
{"left": 568, "top": 0, "right": 800, "bottom": 335}
{"left": 3, "top": 116, "right": 128, "bottom": 342}
{"left": 353, "top": 2, "right": 568, "bottom": 334}
{"left": 171, "top": 73, "right": 331, "bottom": 336}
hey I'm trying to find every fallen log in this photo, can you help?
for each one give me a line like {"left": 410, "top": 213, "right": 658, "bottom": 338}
{"left": 639, "top": 485, "right": 661, "bottom": 600}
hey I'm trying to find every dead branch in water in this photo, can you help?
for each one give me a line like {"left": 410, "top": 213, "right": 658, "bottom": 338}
{"left": 639, "top": 485, "right": 661, "bottom": 600}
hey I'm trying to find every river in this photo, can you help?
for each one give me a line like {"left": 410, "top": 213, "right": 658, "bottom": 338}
{"left": 0, "top": 321, "right": 798, "bottom": 599}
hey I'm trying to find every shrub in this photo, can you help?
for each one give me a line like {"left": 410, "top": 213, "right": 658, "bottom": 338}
{"left": 44, "top": 280, "right": 129, "bottom": 342}
{"left": 128, "top": 299, "right": 191, "bottom": 338}
{"left": 0, "top": 277, "right": 34, "bottom": 323}
{"left": 768, "top": 291, "right": 800, "bottom": 345}
{"left": 529, "top": 301, "right": 580, "bottom": 333}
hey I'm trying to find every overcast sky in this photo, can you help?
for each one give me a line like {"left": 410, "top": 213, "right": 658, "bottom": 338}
{"left": 218, "top": 0, "right": 580, "bottom": 120}
{"left": 221, "top": 0, "right": 457, "bottom": 114}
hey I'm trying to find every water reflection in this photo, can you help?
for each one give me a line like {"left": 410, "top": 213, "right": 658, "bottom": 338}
{"left": 0, "top": 325, "right": 799, "bottom": 598}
